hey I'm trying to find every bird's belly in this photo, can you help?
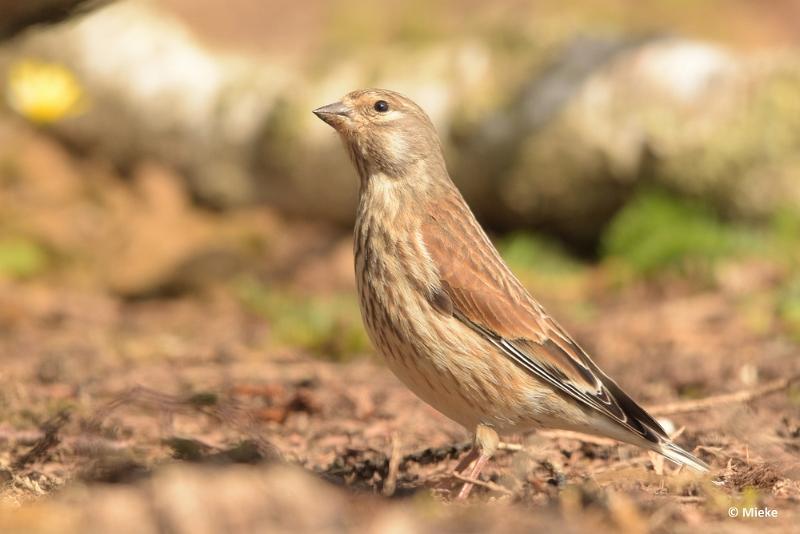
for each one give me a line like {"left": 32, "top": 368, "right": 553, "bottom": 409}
{"left": 379, "top": 339, "right": 487, "bottom": 429}
{"left": 359, "top": 287, "right": 547, "bottom": 432}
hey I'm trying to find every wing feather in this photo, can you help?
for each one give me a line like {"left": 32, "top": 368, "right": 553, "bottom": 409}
{"left": 421, "top": 199, "right": 668, "bottom": 444}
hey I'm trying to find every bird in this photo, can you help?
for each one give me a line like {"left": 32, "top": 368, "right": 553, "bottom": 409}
{"left": 313, "top": 89, "right": 709, "bottom": 499}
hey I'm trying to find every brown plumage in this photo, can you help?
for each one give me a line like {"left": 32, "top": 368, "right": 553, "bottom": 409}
{"left": 313, "top": 89, "right": 708, "bottom": 498}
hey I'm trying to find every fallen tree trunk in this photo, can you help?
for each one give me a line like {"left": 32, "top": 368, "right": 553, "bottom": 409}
{"left": 3, "top": 0, "right": 799, "bottom": 243}
{"left": 0, "top": 0, "right": 111, "bottom": 41}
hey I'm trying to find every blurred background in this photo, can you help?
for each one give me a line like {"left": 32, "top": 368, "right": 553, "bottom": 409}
{"left": 0, "top": 1, "right": 799, "bottom": 532}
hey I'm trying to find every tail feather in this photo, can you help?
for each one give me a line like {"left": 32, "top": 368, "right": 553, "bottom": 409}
{"left": 567, "top": 415, "right": 710, "bottom": 473}
{"left": 656, "top": 440, "right": 709, "bottom": 472}
{"left": 587, "top": 375, "right": 709, "bottom": 473}
{"left": 580, "top": 382, "right": 710, "bottom": 473}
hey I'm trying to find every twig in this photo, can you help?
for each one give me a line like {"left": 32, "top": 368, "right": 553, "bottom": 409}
{"left": 87, "top": 385, "right": 281, "bottom": 460}
{"left": 667, "top": 496, "right": 706, "bottom": 504}
{"left": 382, "top": 433, "right": 401, "bottom": 497}
{"left": 539, "top": 429, "right": 618, "bottom": 446}
{"left": 497, "top": 442, "right": 523, "bottom": 451}
{"left": 12, "top": 410, "right": 71, "bottom": 469}
{"left": 451, "top": 473, "right": 513, "bottom": 496}
{"left": 647, "top": 374, "right": 800, "bottom": 416}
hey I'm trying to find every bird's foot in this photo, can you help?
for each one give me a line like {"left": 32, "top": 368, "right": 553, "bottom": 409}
{"left": 455, "top": 424, "right": 499, "bottom": 500}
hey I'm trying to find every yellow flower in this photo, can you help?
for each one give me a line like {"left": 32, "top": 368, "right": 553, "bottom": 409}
{"left": 5, "top": 59, "right": 88, "bottom": 124}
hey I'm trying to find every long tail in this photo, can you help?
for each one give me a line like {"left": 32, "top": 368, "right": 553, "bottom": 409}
{"left": 655, "top": 440, "right": 709, "bottom": 472}
{"left": 583, "top": 374, "right": 710, "bottom": 472}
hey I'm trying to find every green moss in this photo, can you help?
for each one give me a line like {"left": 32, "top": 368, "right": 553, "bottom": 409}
{"left": 233, "top": 277, "right": 369, "bottom": 360}
{"left": 777, "top": 276, "right": 800, "bottom": 342}
{"left": 187, "top": 392, "right": 219, "bottom": 407}
{"left": 740, "top": 486, "right": 761, "bottom": 509}
{"left": 498, "top": 232, "right": 583, "bottom": 275}
{"left": 769, "top": 210, "right": 800, "bottom": 265}
{"left": 600, "top": 190, "right": 761, "bottom": 277}
{"left": 0, "top": 237, "right": 49, "bottom": 279}
{"left": 738, "top": 294, "right": 775, "bottom": 337}
{"left": 676, "top": 383, "right": 707, "bottom": 400}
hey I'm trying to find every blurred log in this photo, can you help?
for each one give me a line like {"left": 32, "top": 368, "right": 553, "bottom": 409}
{"left": 1, "top": 0, "right": 292, "bottom": 208}
{"left": 2, "top": 0, "right": 800, "bottom": 244}
{"left": 459, "top": 38, "right": 800, "bottom": 244}
{"left": 0, "top": 0, "right": 111, "bottom": 41}
{"left": 1, "top": 0, "right": 500, "bottom": 222}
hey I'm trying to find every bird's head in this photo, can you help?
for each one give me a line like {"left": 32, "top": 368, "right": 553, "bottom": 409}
{"left": 313, "top": 89, "right": 445, "bottom": 183}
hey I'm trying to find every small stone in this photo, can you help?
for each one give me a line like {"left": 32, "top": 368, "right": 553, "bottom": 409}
{"left": 0, "top": 467, "right": 14, "bottom": 483}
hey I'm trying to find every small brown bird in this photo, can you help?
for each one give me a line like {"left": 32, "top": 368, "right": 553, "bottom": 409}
{"left": 313, "top": 89, "right": 708, "bottom": 498}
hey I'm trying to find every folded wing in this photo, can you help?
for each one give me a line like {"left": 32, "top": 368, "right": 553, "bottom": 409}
{"left": 420, "top": 204, "right": 669, "bottom": 446}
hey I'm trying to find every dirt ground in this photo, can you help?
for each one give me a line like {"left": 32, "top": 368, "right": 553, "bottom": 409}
{"left": 0, "top": 264, "right": 798, "bottom": 532}
{"left": 0, "top": 114, "right": 797, "bottom": 533}
{"left": 1, "top": 8, "right": 800, "bottom": 523}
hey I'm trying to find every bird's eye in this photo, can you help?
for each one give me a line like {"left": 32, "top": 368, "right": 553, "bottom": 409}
{"left": 373, "top": 100, "right": 389, "bottom": 113}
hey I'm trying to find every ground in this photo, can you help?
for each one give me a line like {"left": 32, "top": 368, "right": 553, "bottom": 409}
{"left": 0, "top": 266, "right": 798, "bottom": 532}
{"left": 0, "top": 55, "right": 799, "bottom": 530}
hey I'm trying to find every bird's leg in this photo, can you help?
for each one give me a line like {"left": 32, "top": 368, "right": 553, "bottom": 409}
{"left": 456, "top": 424, "right": 499, "bottom": 500}
{"left": 453, "top": 446, "right": 480, "bottom": 474}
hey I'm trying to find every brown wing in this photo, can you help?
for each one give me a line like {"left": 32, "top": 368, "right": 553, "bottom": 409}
{"left": 421, "top": 193, "right": 667, "bottom": 444}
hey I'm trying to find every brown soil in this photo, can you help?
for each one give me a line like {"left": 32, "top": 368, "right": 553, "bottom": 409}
{"left": 0, "top": 271, "right": 798, "bottom": 532}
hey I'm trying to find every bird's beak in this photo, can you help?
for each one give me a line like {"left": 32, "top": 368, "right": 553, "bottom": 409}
{"left": 312, "top": 101, "right": 351, "bottom": 129}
